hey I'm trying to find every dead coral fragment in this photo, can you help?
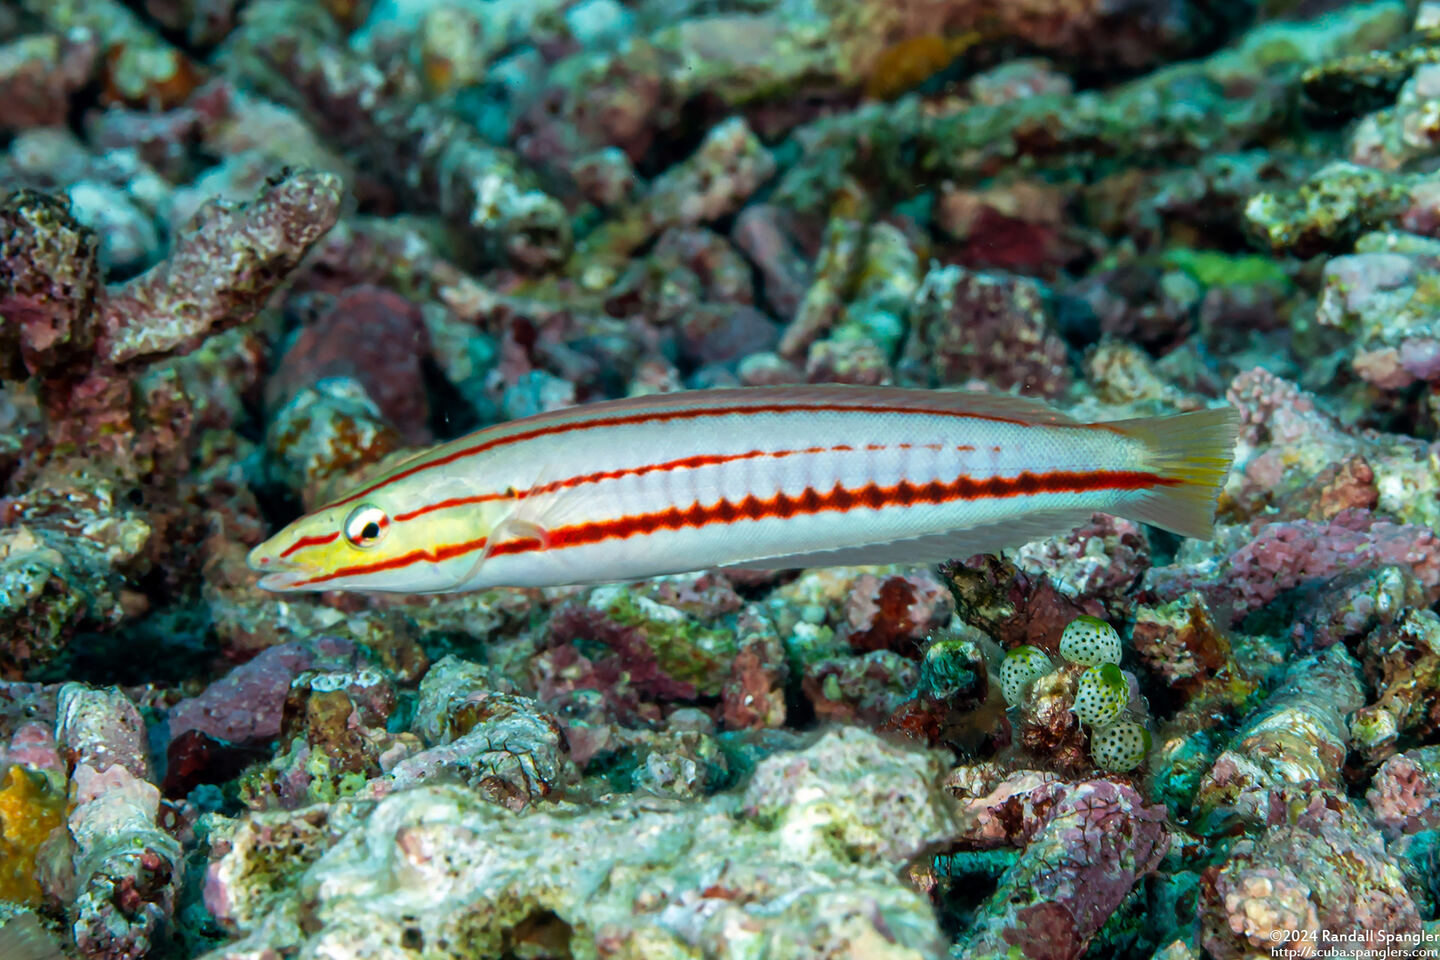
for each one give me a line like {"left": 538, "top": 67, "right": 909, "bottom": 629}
{"left": 57, "top": 683, "right": 182, "bottom": 960}
{"left": 0, "top": 189, "right": 101, "bottom": 380}
{"left": 204, "top": 728, "right": 956, "bottom": 958}
{"left": 0, "top": 31, "right": 99, "bottom": 133}
{"left": 957, "top": 780, "right": 1169, "bottom": 959}
{"left": 97, "top": 168, "right": 342, "bottom": 366}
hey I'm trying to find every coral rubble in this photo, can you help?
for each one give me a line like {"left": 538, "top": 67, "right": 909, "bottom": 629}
{"left": 4, "top": 0, "right": 1440, "bottom": 956}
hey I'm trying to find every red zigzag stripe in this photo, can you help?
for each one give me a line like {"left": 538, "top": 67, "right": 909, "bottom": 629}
{"left": 289, "top": 468, "right": 1170, "bottom": 587}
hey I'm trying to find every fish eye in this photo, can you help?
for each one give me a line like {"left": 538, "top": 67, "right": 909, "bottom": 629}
{"left": 343, "top": 504, "right": 388, "bottom": 549}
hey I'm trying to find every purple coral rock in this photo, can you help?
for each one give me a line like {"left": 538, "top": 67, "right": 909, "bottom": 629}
{"left": 1200, "top": 790, "right": 1421, "bottom": 960}
{"left": 960, "top": 779, "right": 1170, "bottom": 960}
{"left": 1367, "top": 747, "right": 1440, "bottom": 839}
{"left": 1013, "top": 514, "right": 1150, "bottom": 607}
{"left": 3, "top": 720, "right": 63, "bottom": 773}
{"left": 266, "top": 287, "right": 433, "bottom": 445}
{"left": 97, "top": 169, "right": 342, "bottom": 366}
{"left": 0, "top": 32, "right": 99, "bottom": 132}
{"left": 674, "top": 302, "right": 779, "bottom": 367}
{"left": 901, "top": 264, "right": 1072, "bottom": 399}
{"left": 1146, "top": 512, "right": 1440, "bottom": 626}
{"left": 168, "top": 637, "right": 359, "bottom": 746}
{"left": 842, "top": 570, "right": 953, "bottom": 659}
{"left": 1071, "top": 261, "right": 1196, "bottom": 351}
{"left": 732, "top": 204, "right": 812, "bottom": 319}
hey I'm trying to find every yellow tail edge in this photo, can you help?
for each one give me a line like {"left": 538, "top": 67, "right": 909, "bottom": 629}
{"left": 1112, "top": 406, "right": 1240, "bottom": 540}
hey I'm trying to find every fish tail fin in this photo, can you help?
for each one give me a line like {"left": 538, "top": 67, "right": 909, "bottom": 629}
{"left": 1111, "top": 406, "right": 1240, "bottom": 540}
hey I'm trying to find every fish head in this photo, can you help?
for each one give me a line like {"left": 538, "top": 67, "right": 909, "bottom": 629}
{"left": 247, "top": 491, "right": 484, "bottom": 593}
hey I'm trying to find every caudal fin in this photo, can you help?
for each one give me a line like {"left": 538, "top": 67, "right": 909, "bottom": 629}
{"left": 1112, "top": 406, "right": 1240, "bottom": 540}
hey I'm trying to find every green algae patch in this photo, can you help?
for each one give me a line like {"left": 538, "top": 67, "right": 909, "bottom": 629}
{"left": 1161, "top": 248, "right": 1292, "bottom": 290}
{"left": 588, "top": 586, "right": 739, "bottom": 697}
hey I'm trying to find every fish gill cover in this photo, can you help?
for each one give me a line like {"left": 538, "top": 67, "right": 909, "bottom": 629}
{"left": 0, "top": 0, "right": 1439, "bottom": 958}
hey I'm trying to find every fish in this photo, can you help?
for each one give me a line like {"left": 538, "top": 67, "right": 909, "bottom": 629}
{"left": 247, "top": 384, "right": 1238, "bottom": 594}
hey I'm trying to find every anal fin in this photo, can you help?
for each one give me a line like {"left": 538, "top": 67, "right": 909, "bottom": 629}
{"left": 723, "top": 509, "right": 1097, "bottom": 570}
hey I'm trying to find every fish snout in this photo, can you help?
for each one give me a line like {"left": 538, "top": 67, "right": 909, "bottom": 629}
{"left": 247, "top": 541, "right": 311, "bottom": 591}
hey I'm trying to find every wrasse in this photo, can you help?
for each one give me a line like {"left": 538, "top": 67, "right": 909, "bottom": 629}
{"left": 248, "top": 385, "right": 1238, "bottom": 593}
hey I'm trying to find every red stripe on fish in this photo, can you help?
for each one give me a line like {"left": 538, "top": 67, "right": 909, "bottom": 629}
{"left": 487, "top": 468, "right": 1176, "bottom": 558}
{"left": 299, "top": 467, "right": 1174, "bottom": 586}
{"left": 321, "top": 399, "right": 1099, "bottom": 511}
{"left": 278, "top": 532, "right": 340, "bottom": 559}
{"left": 388, "top": 443, "right": 868, "bottom": 523}
{"left": 289, "top": 535, "right": 490, "bottom": 588}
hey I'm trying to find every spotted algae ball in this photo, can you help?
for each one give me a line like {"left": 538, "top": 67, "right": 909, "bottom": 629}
{"left": 1060, "top": 615, "right": 1122, "bottom": 666}
{"left": 999, "top": 645, "right": 1052, "bottom": 707}
{"left": 1090, "top": 718, "right": 1151, "bottom": 772}
{"left": 1073, "top": 663, "right": 1127, "bottom": 727}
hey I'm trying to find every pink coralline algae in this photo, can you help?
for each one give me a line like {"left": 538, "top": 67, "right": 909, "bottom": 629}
{"left": 1222, "top": 366, "right": 1440, "bottom": 528}
{"left": 956, "top": 779, "right": 1170, "bottom": 960}
{"left": 1316, "top": 249, "right": 1440, "bottom": 389}
{"left": 720, "top": 604, "right": 788, "bottom": 731}
{"left": 1200, "top": 790, "right": 1423, "bottom": 960}
{"left": 944, "top": 766, "right": 1073, "bottom": 848}
{"left": 1368, "top": 747, "right": 1440, "bottom": 839}
{"left": 900, "top": 264, "right": 1073, "bottom": 399}
{"left": 1011, "top": 514, "right": 1150, "bottom": 610}
{"left": 842, "top": 570, "right": 953, "bottom": 659}
{"left": 1146, "top": 511, "right": 1440, "bottom": 626}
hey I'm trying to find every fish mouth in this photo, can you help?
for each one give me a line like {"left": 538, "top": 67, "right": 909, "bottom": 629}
{"left": 247, "top": 544, "right": 314, "bottom": 592}
{"left": 255, "top": 568, "right": 316, "bottom": 592}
